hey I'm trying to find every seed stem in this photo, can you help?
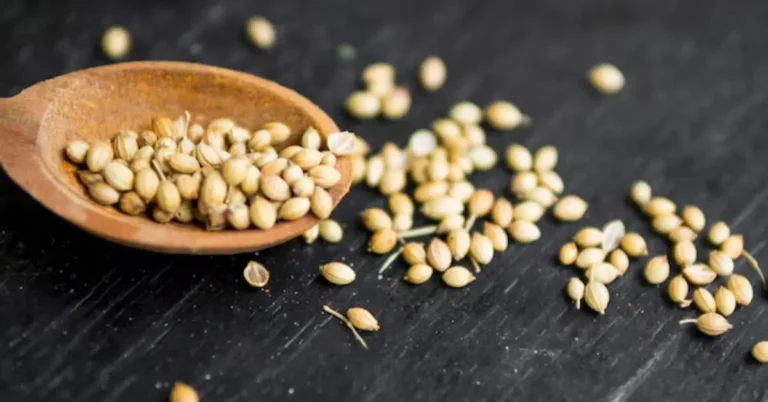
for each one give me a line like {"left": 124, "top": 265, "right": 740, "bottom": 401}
{"left": 398, "top": 225, "right": 437, "bottom": 239}
{"left": 322, "top": 305, "right": 368, "bottom": 349}
{"left": 575, "top": 299, "right": 581, "bottom": 310}
{"left": 464, "top": 214, "right": 477, "bottom": 231}
{"left": 378, "top": 247, "right": 404, "bottom": 275}
{"left": 741, "top": 251, "right": 767, "bottom": 290}
{"left": 151, "top": 159, "right": 167, "bottom": 181}
{"left": 678, "top": 318, "right": 697, "bottom": 326}
{"left": 183, "top": 110, "right": 190, "bottom": 139}
{"left": 470, "top": 257, "right": 481, "bottom": 273}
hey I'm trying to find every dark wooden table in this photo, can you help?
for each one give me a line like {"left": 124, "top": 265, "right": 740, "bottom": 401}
{"left": 3, "top": 0, "right": 768, "bottom": 400}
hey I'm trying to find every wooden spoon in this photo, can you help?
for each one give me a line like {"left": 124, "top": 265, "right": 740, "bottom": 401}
{"left": 0, "top": 61, "right": 352, "bottom": 254}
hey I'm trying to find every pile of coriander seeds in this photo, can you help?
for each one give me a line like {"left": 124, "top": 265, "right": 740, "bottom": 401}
{"left": 64, "top": 111, "right": 359, "bottom": 231}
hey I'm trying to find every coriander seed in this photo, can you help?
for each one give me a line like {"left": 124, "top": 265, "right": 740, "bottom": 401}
{"left": 447, "top": 229, "right": 471, "bottom": 260}
{"left": 249, "top": 196, "right": 277, "bottom": 229}
{"left": 715, "top": 286, "right": 736, "bottom": 316}
{"left": 427, "top": 237, "right": 452, "bottom": 272}
{"left": 708, "top": 221, "right": 730, "bottom": 246}
{"left": 483, "top": 222, "right": 509, "bottom": 252}
{"left": 753, "top": 342, "right": 768, "bottom": 363}
{"left": 586, "top": 263, "right": 620, "bottom": 285}
{"left": 505, "top": 144, "right": 533, "bottom": 172}
{"left": 469, "top": 232, "right": 494, "bottom": 266}
{"left": 668, "top": 226, "right": 697, "bottom": 243}
{"left": 668, "top": 275, "right": 691, "bottom": 307}
{"left": 346, "top": 91, "right": 381, "bottom": 119}
{"left": 508, "top": 221, "right": 541, "bottom": 243}
{"left": 319, "top": 219, "right": 343, "bottom": 243}
{"left": 347, "top": 308, "right": 380, "bottom": 331}
{"left": 609, "top": 249, "right": 630, "bottom": 276}
{"left": 509, "top": 172, "right": 538, "bottom": 194}
{"left": 727, "top": 274, "right": 753, "bottom": 306}
{"left": 567, "top": 278, "right": 585, "bottom": 309}
{"left": 86, "top": 142, "right": 114, "bottom": 172}
{"left": 692, "top": 288, "right": 716, "bottom": 313}
{"left": 101, "top": 26, "right": 131, "bottom": 60}
{"left": 361, "top": 208, "right": 393, "bottom": 232}
{"left": 708, "top": 251, "right": 734, "bottom": 276}
{"left": 532, "top": 145, "right": 558, "bottom": 172}
{"left": 721, "top": 234, "right": 744, "bottom": 260}
{"left": 243, "top": 261, "right": 270, "bottom": 288}
{"left": 449, "top": 101, "right": 483, "bottom": 125}
{"left": 245, "top": 16, "right": 276, "bottom": 50}
{"left": 651, "top": 214, "right": 682, "bottom": 235}
{"left": 681, "top": 205, "right": 705, "bottom": 232}
{"left": 553, "top": 195, "right": 588, "bottom": 222}
{"left": 169, "top": 382, "right": 199, "bottom": 402}
{"left": 678, "top": 312, "right": 732, "bottom": 337}
{"left": 303, "top": 225, "right": 319, "bottom": 244}
{"left": 310, "top": 187, "right": 333, "bottom": 219}
{"left": 442, "top": 266, "right": 476, "bottom": 288}
{"left": 485, "top": 101, "right": 531, "bottom": 131}
{"left": 644, "top": 256, "right": 670, "bottom": 285}
{"left": 491, "top": 197, "right": 514, "bottom": 227}
{"left": 382, "top": 88, "right": 412, "bottom": 120}
{"left": 559, "top": 242, "right": 579, "bottom": 265}
{"left": 514, "top": 201, "right": 545, "bottom": 222}
{"left": 620, "top": 232, "right": 648, "bottom": 257}
{"left": 418, "top": 56, "right": 447, "bottom": 91}
{"left": 66, "top": 140, "right": 89, "bottom": 164}
{"left": 645, "top": 197, "right": 676, "bottom": 217}
{"left": 584, "top": 280, "right": 610, "bottom": 315}
{"left": 587, "top": 63, "right": 625, "bottom": 94}
{"left": 369, "top": 229, "right": 398, "bottom": 254}
{"left": 404, "top": 264, "right": 433, "bottom": 285}
{"left": 573, "top": 227, "right": 603, "bottom": 248}
{"left": 629, "top": 180, "right": 652, "bottom": 206}
{"left": 320, "top": 262, "right": 355, "bottom": 285}
{"left": 538, "top": 170, "right": 564, "bottom": 194}
{"left": 672, "top": 240, "right": 697, "bottom": 267}
{"left": 576, "top": 248, "right": 606, "bottom": 269}
{"left": 682, "top": 264, "right": 717, "bottom": 286}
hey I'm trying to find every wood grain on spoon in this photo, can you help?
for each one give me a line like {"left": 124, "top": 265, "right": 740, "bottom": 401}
{"left": 0, "top": 61, "right": 352, "bottom": 254}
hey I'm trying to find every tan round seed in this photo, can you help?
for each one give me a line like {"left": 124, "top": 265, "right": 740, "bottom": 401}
{"left": 320, "top": 262, "right": 355, "bottom": 285}
{"left": 715, "top": 286, "right": 736, "bottom": 316}
{"left": 249, "top": 196, "right": 277, "bottom": 229}
{"left": 646, "top": 197, "right": 676, "bottom": 217}
{"left": 175, "top": 201, "right": 194, "bottom": 223}
{"left": 681, "top": 205, "right": 705, "bottom": 232}
{"left": 303, "top": 225, "right": 319, "bottom": 244}
{"left": 576, "top": 248, "right": 606, "bottom": 270}
{"left": 508, "top": 221, "right": 540, "bottom": 243}
{"left": 652, "top": 214, "right": 682, "bottom": 235}
{"left": 418, "top": 56, "right": 447, "bottom": 91}
{"left": 103, "top": 161, "right": 134, "bottom": 191}
{"left": 483, "top": 222, "right": 508, "bottom": 252}
{"left": 118, "top": 191, "right": 146, "bottom": 216}
{"left": 152, "top": 207, "right": 174, "bottom": 223}
{"left": 369, "top": 229, "right": 398, "bottom": 254}
{"left": 281, "top": 165, "right": 303, "bottom": 185}
{"left": 559, "top": 242, "right": 579, "bottom": 265}
{"left": 196, "top": 143, "right": 221, "bottom": 167}
{"left": 134, "top": 168, "right": 160, "bottom": 201}
{"left": 468, "top": 145, "right": 498, "bottom": 171}
{"left": 290, "top": 176, "right": 315, "bottom": 198}
{"left": 683, "top": 264, "right": 717, "bottom": 286}
{"left": 361, "top": 208, "right": 392, "bottom": 232}
{"left": 245, "top": 16, "right": 275, "bottom": 50}
{"left": 310, "top": 187, "right": 333, "bottom": 220}
{"left": 721, "top": 234, "right": 744, "bottom": 260}
{"left": 573, "top": 227, "right": 603, "bottom": 248}
{"left": 692, "top": 288, "right": 716, "bottom": 313}
{"left": 243, "top": 261, "right": 270, "bottom": 288}
{"left": 379, "top": 169, "right": 407, "bottom": 195}
{"left": 588, "top": 63, "right": 625, "bottom": 94}
{"left": 392, "top": 213, "right": 413, "bottom": 232}
{"left": 584, "top": 280, "right": 610, "bottom": 315}
{"left": 505, "top": 144, "right": 533, "bottom": 172}
{"left": 309, "top": 165, "right": 341, "bottom": 188}
{"left": 388, "top": 192, "right": 414, "bottom": 216}
{"left": 422, "top": 196, "right": 464, "bottom": 221}
{"left": 381, "top": 88, "right": 412, "bottom": 120}
{"left": 532, "top": 146, "right": 558, "bottom": 172}
{"left": 442, "top": 266, "right": 475, "bottom": 288}
{"left": 449, "top": 101, "right": 483, "bottom": 125}
{"left": 567, "top": 278, "right": 585, "bottom": 309}
{"left": 447, "top": 229, "right": 471, "bottom": 260}
{"left": 644, "top": 256, "right": 670, "bottom": 285}
{"left": 66, "top": 140, "right": 89, "bottom": 164}
{"left": 301, "top": 127, "right": 322, "bottom": 150}
{"left": 319, "top": 219, "right": 343, "bottom": 243}
{"left": 553, "top": 195, "right": 588, "bottom": 222}
{"left": 679, "top": 312, "right": 732, "bottom": 337}
{"left": 437, "top": 215, "right": 465, "bottom": 234}
{"left": 346, "top": 91, "right": 380, "bottom": 119}
{"left": 609, "top": 249, "right": 630, "bottom": 276}
{"left": 728, "top": 274, "right": 753, "bottom": 306}
{"left": 668, "top": 226, "right": 697, "bottom": 243}
{"left": 351, "top": 157, "right": 366, "bottom": 184}
{"left": 753, "top": 342, "right": 768, "bottom": 363}
{"left": 200, "top": 171, "right": 227, "bottom": 207}
{"left": 169, "top": 382, "right": 199, "bottom": 402}
{"left": 427, "top": 238, "right": 452, "bottom": 272}
{"left": 509, "top": 172, "right": 538, "bottom": 195}
{"left": 673, "top": 240, "right": 697, "bottom": 267}
{"left": 129, "top": 158, "right": 151, "bottom": 174}
{"left": 468, "top": 189, "right": 494, "bottom": 217}
{"left": 708, "top": 251, "right": 734, "bottom": 276}
{"left": 278, "top": 197, "right": 310, "bottom": 221}
{"left": 470, "top": 232, "right": 494, "bottom": 265}
{"left": 259, "top": 175, "right": 291, "bottom": 201}
{"left": 86, "top": 142, "right": 114, "bottom": 172}
{"left": 486, "top": 101, "right": 530, "bottom": 131}
{"left": 629, "top": 180, "right": 652, "bottom": 205}
{"left": 403, "top": 242, "right": 426, "bottom": 265}
{"left": 156, "top": 180, "right": 181, "bottom": 213}
{"left": 404, "top": 264, "right": 433, "bottom": 285}
{"left": 668, "top": 275, "right": 690, "bottom": 306}
{"left": 491, "top": 198, "right": 514, "bottom": 227}
{"left": 225, "top": 204, "right": 250, "bottom": 230}
{"left": 537, "top": 170, "right": 564, "bottom": 194}
{"left": 292, "top": 149, "right": 323, "bottom": 170}
{"left": 620, "top": 233, "right": 648, "bottom": 257}
{"left": 101, "top": 26, "right": 131, "bottom": 60}
{"left": 514, "top": 201, "right": 545, "bottom": 222}
{"left": 347, "top": 308, "right": 380, "bottom": 331}
{"left": 521, "top": 186, "right": 557, "bottom": 208}
{"left": 708, "top": 221, "right": 731, "bottom": 246}
{"left": 135, "top": 145, "right": 154, "bottom": 161}
{"left": 448, "top": 181, "right": 475, "bottom": 203}
{"left": 586, "top": 262, "right": 620, "bottom": 285}
{"left": 414, "top": 181, "right": 449, "bottom": 202}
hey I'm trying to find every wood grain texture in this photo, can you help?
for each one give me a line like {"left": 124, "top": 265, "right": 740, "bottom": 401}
{"left": 2, "top": 0, "right": 768, "bottom": 401}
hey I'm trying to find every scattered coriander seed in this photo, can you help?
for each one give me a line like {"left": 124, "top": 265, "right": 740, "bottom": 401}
{"left": 682, "top": 264, "right": 717, "bottom": 286}
{"left": 346, "top": 91, "right": 381, "bottom": 119}
{"left": 508, "top": 221, "right": 541, "bottom": 243}
{"left": 668, "top": 226, "right": 697, "bottom": 243}
{"left": 553, "top": 195, "right": 588, "bottom": 222}
{"left": 692, "top": 287, "right": 716, "bottom": 313}
{"left": 609, "top": 249, "right": 630, "bottom": 275}
{"left": 449, "top": 102, "right": 483, "bottom": 125}
{"left": 469, "top": 232, "right": 494, "bottom": 267}
{"left": 442, "top": 266, "right": 476, "bottom": 288}
{"left": 681, "top": 205, "right": 705, "bottom": 232}
{"left": 652, "top": 214, "right": 683, "bottom": 235}
{"left": 467, "top": 145, "right": 498, "bottom": 171}
{"left": 514, "top": 201, "right": 545, "bottom": 223}
{"left": 322, "top": 305, "right": 368, "bottom": 349}
{"left": 418, "top": 56, "right": 447, "bottom": 91}
{"left": 427, "top": 237, "right": 452, "bottom": 272}
{"left": 485, "top": 101, "right": 531, "bottom": 131}
{"left": 169, "top": 382, "right": 199, "bottom": 402}
{"left": 101, "top": 25, "right": 131, "bottom": 60}
{"left": 510, "top": 172, "right": 538, "bottom": 195}
{"left": 708, "top": 221, "right": 731, "bottom": 246}
{"left": 491, "top": 198, "right": 514, "bottom": 227}
{"left": 389, "top": 192, "right": 414, "bottom": 216}
{"left": 645, "top": 197, "right": 677, "bottom": 217}
{"left": 303, "top": 224, "right": 319, "bottom": 244}
{"left": 404, "top": 263, "right": 433, "bottom": 284}
{"left": 620, "top": 232, "right": 648, "bottom": 257}
{"left": 379, "top": 169, "right": 407, "bottom": 195}
{"left": 421, "top": 196, "right": 465, "bottom": 221}
{"left": 319, "top": 219, "right": 343, "bottom": 243}
{"left": 629, "top": 180, "right": 652, "bottom": 206}
{"left": 522, "top": 186, "right": 558, "bottom": 208}
{"left": 245, "top": 16, "right": 276, "bottom": 50}
{"left": 673, "top": 240, "right": 697, "bottom": 267}
{"left": 708, "top": 251, "right": 734, "bottom": 276}
{"left": 727, "top": 274, "right": 753, "bottom": 306}
{"left": 587, "top": 63, "right": 625, "bottom": 94}
{"left": 576, "top": 248, "right": 606, "bottom": 269}
{"left": 392, "top": 213, "right": 413, "bottom": 232}
{"left": 403, "top": 242, "right": 427, "bottom": 265}
{"left": 468, "top": 189, "right": 495, "bottom": 218}
{"left": 721, "top": 234, "right": 744, "bottom": 260}
{"left": 243, "top": 261, "right": 270, "bottom": 288}
{"left": 559, "top": 242, "right": 579, "bottom": 265}
{"left": 573, "top": 227, "right": 604, "bottom": 248}
{"left": 601, "top": 220, "right": 626, "bottom": 252}
{"left": 586, "top": 263, "right": 620, "bottom": 285}
{"left": 361, "top": 208, "right": 393, "bottom": 232}
{"left": 414, "top": 181, "right": 449, "bottom": 202}
{"left": 644, "top": 256, "right": 670, "bottom": 285}
{"left": 351, "top": 157, "right": 366, "bottom": 184}
{"left": 752, "top": 342, "right": 768, "bottom": 363}
{"left": 505, "top": 144, "right": 533, "bottom": 172}
{"left": 584, "top": 280, "right": 610, "bottom": 315}
{"left": 447, "top": 229, "right": 471, "bottom": 260}
{"left": 678, "top": 312, "right": 732, "bottom": 337}
{"left": 344, "top": 308, "right": 381, "bottom": 335}
{"left": 537, "top": 170, "right": 564, "bottom": 194}
{"left": 567, "top": 277, "right": 585, "bottom": 309}
{"left": 156, "top": 180, "right": 181, "bottom": 214}
{"left": 715, "top": 286, "right": 736, "bottom": 316}
{"left": 438, "top": 215, "right": 465, "bottom": 233}
{"left": 362, "top": 63, "right": 394, "bottom": 90}
{"left": 483, "top": 222, "right": 509, "bottom": 252}
{"left": 449, "top": 181, "right": 476, "bottom": 203}
{"left": 66, "top": 140, "right": 89, "bottom": 164}
{"left": 320, "top": 262, "right": 355, "bottom": 285}
{"left": 532, "top": 146, "right": 558, "bottom": 172}
{"left": 668, "top": 275, "right": 691, "bottom": 307}
{"left": 369, "top": 229, "right": 398, "bottom": 254}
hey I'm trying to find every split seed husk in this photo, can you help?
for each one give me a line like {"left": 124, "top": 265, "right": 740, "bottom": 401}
{"left": 644, "top": 256, "right": 670, "bottom": 285}
{"left": 715, "top": 286, "right": 736, "bottom": 316}
{"left": 682, "top": 264, "right": 717, "bottom": 286}
{"left": 243, "top": 261, "right": 270, "bottom": 288}
{"left": 567, "top": 278, "right": 585, "bottom": 309}
{"left": 692, "top": 288, "right": 716, "bottom": 313}
{"left": 601, "top": 220, "right": 626, "bottom": 252}
{"left": 303, "top": 225, "right": 319, "bottom": 244}
{"left": 442, "top": 266, "right": 476, "bottom": 288}
{"left": 320, "top": 262, "right": 355, "bottom": 285}
{"left": 678, "top": 312, "right": 732, "bottom": 336}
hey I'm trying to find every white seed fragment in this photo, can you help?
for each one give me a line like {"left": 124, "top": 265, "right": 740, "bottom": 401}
{"left": 588, "top": 63, "right": 625, "bottom": 94}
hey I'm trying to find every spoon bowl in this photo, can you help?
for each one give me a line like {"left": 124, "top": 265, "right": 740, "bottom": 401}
{"left": 0, "top": 61, "right": 351, "bottom": 254}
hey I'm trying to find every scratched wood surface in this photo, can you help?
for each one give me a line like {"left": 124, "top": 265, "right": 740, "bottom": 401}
{"left": 2, "top": 0, "right": 768, "bottom": 401}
